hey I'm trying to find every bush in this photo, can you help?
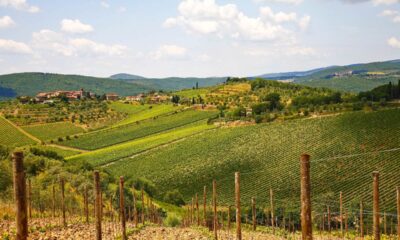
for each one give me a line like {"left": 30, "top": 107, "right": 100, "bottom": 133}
{"left": 163, "top": 213, "right": 181, "bottom": 227}
{"left": 163, "top": 189, "right": 185, "bottom": 206}
{"left": 133, "top": 178, "right": 158, "bottom": 197}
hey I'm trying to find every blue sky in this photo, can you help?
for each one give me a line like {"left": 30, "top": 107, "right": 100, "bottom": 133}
{"left": 0, "top": 0, "right": 399, "bottom": 77}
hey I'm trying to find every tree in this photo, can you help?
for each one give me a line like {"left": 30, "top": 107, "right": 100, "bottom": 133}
{"left": 163, "top": 189, "right": 185, "bottom": 206}
{"left": 252, "top": 103, "right": 269, "bottom": 115}
{"left": 263, "top": 93, "right": 281, "bottom": 110}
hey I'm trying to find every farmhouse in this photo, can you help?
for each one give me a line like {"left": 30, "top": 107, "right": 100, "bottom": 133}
{"left": 35, "top": 89, "right": 93, "bottom": 102}
{"left": 126, "top": 94, "right": 145, "bottom": 102}
{"left": 106, "top": 93, "right": 119, "bottom": 101}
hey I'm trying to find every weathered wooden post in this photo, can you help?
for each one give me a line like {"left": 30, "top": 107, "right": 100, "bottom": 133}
{"left": 384, "top": 212, "right": 387, "bottom": 236}
{"left": 340, "top": 191, "right": 343, "bottom": 237}
{"left": 141, "top": 188, "right": 145, "bottom": 224}
{"left": 203, "top": 186, "right": 207, "bottom": 226}
{"left": 94, "top": 171, "right": 102, "bottom": 240}
{"left": 196, "top": 193, "right": 200, "bottom": 226}
{"left": 327, "top": 206, "right": 331, "bottom": 233}
{"left": 228, "top": 205, "right": 231, "bottom": 230}
{"left": 270, "top": 188, "right": 275, "bottom": 232}
{"left": 52, "top": 183, "right": 56, "bottom": 218}
{"left": 191, "top": 197, "right": 194, "bottom": 225}
{"left": 13, "top": 152, "right": 28, "bottom": 240}
{"left": 360, "top": 201, "right": 364, "bottom": 239}
{"left": 235, "top": 172, "right": 242, "bottom": 240}
{"left": 119, "top": 176, "right": 127, "bottom": 240}
{"left": 252, "top": 197, "right": 256, "bottom": 231}
{"left": 27, "top": 179, "right": 32, "bottom": 219}
{"left": 132, "top": 186, "right": 138, "bottom": 227}
{"left": 372, "top": 171, "right": 380, "bottom": 240}
{"left": 60, "top": 178, "right": 66, "bottom": 227}
{"left": 396, "top": 186, "right": 399, "bottom": 240}
{"left": 213, "top": 180, "right": 218, "bottom": 240}
{"left": 300, "top": 154, "right": 312, "bottom": 240}
{"left": 85, "top": 185, "right": 89, "bottom": 223}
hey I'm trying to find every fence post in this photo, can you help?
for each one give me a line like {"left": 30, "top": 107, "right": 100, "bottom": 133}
{"left": 13, "top": 152, "right": 28, "bottom": 240}
{"left": 372, "top": 171, "right": 380, "bottom": 240}
{"left": 327, "top": 206, "right": 331, "bottom": 233}
{"left": 396, "top": 186, "right": 399, "bottom": 240}
{"left": 300, "top": 154, "right": 312, "bottom": 240}
{"left": 141, "top": 188, "right": 145, "bottom": 224}
{"left": 196, "top": 193, "right": 200, "bottom": 226}
{"left": 213, "top": 180, "right": 218, "bottom": 240}
{"left": 191, "top": 197, "right": 194, "bottom": 225}
{"left": 384, "top": 212, "right": 387, "bottom": 236}
{"left": 340, "top": 191, "right": 343, "bottom": 237}
{"left": 94, "top": 171, "right": 102, "bottom": 240}
{"left": 360, "top": 201, "right": 364, "bottom": 239}
{"left": 203, "top": 186, "right": 207, "bottom": 226}
{"left": 228, "top": 205, "right": 231, "bottom": 230}
{"left": 85, "top": 185, "right": 89, "bottom": 223}
{"left": 52, "top": 183, "right": 56, "bottom": 218}
{"left": 132, "top": 186, "right": 138, "bottom": 227}
{"left": 27, "top": 179, "right": 31, "bottom": 219}
{"left": 252, "top": 197, "right": 256, "bottom": 231}
{"left": 235, "top": 172, "right": 241, "bottom": 240}
{"left": 119, "top": 176, "right": 127, "bottom": 240}
{"left": 270, "top": 188, "right": 275, "bottom": 232}
{"left": 60, "top": 178, "right": 66, "bottom": 227}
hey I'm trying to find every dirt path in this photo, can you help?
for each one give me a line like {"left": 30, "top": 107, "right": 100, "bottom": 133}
{"left": 0, "top": 115, "right": 41, "bottom": 143}
{"left": 46, "top": 144, "right": 90, "bottom": 153}
{"left": 130, "top": 227, "right": 211, "bottom": 240}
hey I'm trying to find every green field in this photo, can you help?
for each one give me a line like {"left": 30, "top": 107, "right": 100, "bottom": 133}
{"left": 107, "top": 108, "right": 400, "bottom": 213}
{"left": 21, "top": 145, "right": 81, "bottom": 158}
{"left": 62, "top": 110, "right": 217, "bottom": 150}
{"left": 67, "top": 120, "right": 215, "bottom": 166}
{"left": 0, "top": 116, "right": 36, "bottom": 147}
{"left": 112, "top": 103, "right": 182, "bottom": 127}
{"left": 22, "top": 122, "right": 85, "bottom": 141}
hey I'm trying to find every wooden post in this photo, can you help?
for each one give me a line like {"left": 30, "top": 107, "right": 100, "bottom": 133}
{"left": 27, "top": 179, "right": 31, "bottom": 219}
{"left": 300, "top": 154, "right": 312, "bottom": 240}
{"left": 203, "top": 186, "right": 207, "bottom": 226}
{"left": 132, "top": 186, "right": 138, "bottom": 227}
{"left": 228, "top": 206, "right": 231, "bottom": 230}
{"left": 397, "top": 186, "right": 400, "bottom": 240}
{"left": 372, "top": 171, "right": 380, "bottom": 240}
{"left": 270, "top": 188, "right": 275, "bottom": 232}
{"left": 196, "top": 193, "right": 200, "bottom": 226}
{"left": 13, "top": 152, "right": 28, "bottom": 240}
{"left": 327, "top": 206, "right": 331, "bottom": 233}
{"left": 52, "top": 183, "right": 56, "bottom": 218}
{"left": 141, "top": 188, "right": 145, "bottom": 224}
{"left": 252, "top": 197, "right": 256, "bottom": 231}
{"left": 360, "top": 201, "right": 364, "bottom": 239}
{"left": 235, "top": 172, "right": 241, "bottom": 240}
{"left": 384, "top": 212, "right": 387, "bottom": 236}
{"left": 94, "top": 171, "right": 102, "bottom": 240}
{"left": 340, "top": 191, "right": 343, "bottom": 237}
{"left": 119, "top": 176, "right": 127, "bottom": 240}
{"left": 191, "top": 197, "right": 194, "bottom": 225}
{"left": 60, "top": 178, "right": 66, "bottom": 227}
{"left": 213, "top": 180, "right": 218, "bottom": 240}
{"left": 85, "top": 185, "right": 89, "bottom": 223}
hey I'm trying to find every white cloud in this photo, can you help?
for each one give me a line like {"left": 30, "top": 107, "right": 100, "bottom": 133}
{"left": 118, "top": 6, "right": 127, "bottom": 13}
{"left": 100, "top": 1, "right": 110, "bottom": 8}
{"left": 255, "top": 0, "right": 303, "bottom": 5}
{"left": 164, "top": 0, "right": 310, "bottom": 42}
{"left": 151, "top": 45, "right": 188, "bottom": 60}
{"left": 0, "top": 0, "right": 39, "bottom": 13}
{"left": 0, "top": 16, "right": 15, "bottom": 29}
{"left": 373, "top": 0, "right": 399, "bottom": 5}
{"left": 61, "top": 19, "right": 94, "bottom": 34}
{"left": 380, "top": 9, "right": 400, "bottom": 23}
{"left": 388, "top": 37, "right": 400, "bottom": 48}
{"left": 32, "top": 29, "right": 128, "bottom": 57}
{"left": 0, "top": 38, "right": 32, "bottom": 54}
{"left": 244, "top": 45, "right": 317, "bottom": 57}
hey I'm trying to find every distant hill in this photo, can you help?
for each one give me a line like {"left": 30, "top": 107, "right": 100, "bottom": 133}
{"left": 110, "top": 73, "right": 146, "bottom": 80}
{"left": 0, "top": 73, "right": 151, "bottom": 99}
{"left": 128, "top": 77, "right": 227, "bottom": 91}
{"left": 255, "top": 59, "right": 400, "bottom": 92}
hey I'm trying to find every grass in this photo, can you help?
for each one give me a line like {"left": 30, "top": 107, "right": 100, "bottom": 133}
{"left": 0, "top": 116, "right": 36, "bottom": 147}
{"left": 109, "top": 102, "right": 149, "bottom": 115}
{"left": 62, "top": 110, "right": 217, "bottom": 150}
{"left": 22, "top": 122, "right": 85, "bottom": 141}
{"left": 67, "top": 120, "right": 215, "bottom": 166}
{"left": 112, "top": 104, "right": 182, "bottom": 127}
{"left": 175, "top": 88, "right": 210, "bottom": 98}
{"left": 107, "top": 108, "right": 400, "bottom": 213}
{"left": 20, "top": 145, "right": 81, "bottom": 158}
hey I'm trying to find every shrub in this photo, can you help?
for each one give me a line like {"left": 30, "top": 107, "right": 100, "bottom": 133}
{"left": 163, "top": 189, "right": 185, "bottom": 206}
{"left": 163, "top": 213, "right": 181, "bottom": 227}
{"left": 58, "top": 137, "right": 64, "bottom": 142}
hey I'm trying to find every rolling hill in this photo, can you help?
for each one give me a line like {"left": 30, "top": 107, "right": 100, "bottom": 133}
{"left": 0, "top": 72, "right": 151, "bottom": 99}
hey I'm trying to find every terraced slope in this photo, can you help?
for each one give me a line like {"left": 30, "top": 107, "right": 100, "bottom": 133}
{"left": 107, "top": 108, "right": 400, "bottom": 212}
{"left": 0, "top": 116, "right": 36, "bottom": 147}
{"left": 22, "top": 122, "right": 85, "bottom": 141}
{"left": 62, "top": 110, "right": 217, "bottom": 150}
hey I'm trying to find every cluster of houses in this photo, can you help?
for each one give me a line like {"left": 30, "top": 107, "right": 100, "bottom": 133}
{"left": 33, "top": 89, "right": 170, "bottom": 104}
{"left": 35, "top": 89, "right": 119, "bottom": 103}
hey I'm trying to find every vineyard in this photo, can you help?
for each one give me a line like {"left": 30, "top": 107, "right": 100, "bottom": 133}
{"left": 61, "top": 109, "right": 217, "bottom": 150}
{"left": 22, "top": 122, "right": 85, "bottom": 142}
{"left": 0, "top": 116, "right": 36, "bottom": 147}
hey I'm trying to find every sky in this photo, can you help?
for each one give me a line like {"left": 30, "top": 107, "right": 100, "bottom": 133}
{"left": 0, "top": 0, "right": 399, "bottom": 78}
